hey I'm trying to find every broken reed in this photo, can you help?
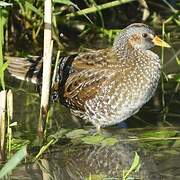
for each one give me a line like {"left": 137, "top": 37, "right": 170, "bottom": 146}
{"left": 0, "top": 90, "right": 13, "bottom": 161}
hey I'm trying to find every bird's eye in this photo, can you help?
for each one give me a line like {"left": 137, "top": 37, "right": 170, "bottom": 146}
{"left": 142, "top": 33, "right": 148, "bottom": 38}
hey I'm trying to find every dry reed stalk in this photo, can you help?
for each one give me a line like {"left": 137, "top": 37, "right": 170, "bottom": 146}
{"left": 38, "top": 0, "right": 53, "bottom": 133}
{"left": 7, "top": 90, "right": 13, "bottom": 155}
{"left": 0, "top": 90, "right": 6, "bottom": 160}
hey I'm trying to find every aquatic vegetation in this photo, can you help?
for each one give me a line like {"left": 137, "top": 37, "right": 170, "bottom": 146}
{"left": 122, "top": 152, "right": 141, "bottom": 180}
{"left": 0, "top": 145, "right": 27, "bottom": 179}
{"left": 0, "top": 0, "right": 179, "bottom": 179}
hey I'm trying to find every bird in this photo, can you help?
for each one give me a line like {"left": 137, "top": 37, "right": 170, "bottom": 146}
{"left": 6, "top": 23, "right": 170, "bottom": 130}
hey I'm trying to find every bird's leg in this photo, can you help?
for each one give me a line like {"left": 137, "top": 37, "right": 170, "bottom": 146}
{"left": 71, "top": 115, "right": 83, "bottom": 128}
{"left": 96, "top": 124, "right": 102, "bottom": 134}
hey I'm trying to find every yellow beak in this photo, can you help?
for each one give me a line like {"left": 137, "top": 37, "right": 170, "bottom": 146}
{"left": 152, "top": 36, "right": 171, "bottom": 48}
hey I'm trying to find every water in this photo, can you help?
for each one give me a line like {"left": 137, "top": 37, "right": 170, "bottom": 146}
{"left": 10, "top": 129, "right": 180, "bottom": 179}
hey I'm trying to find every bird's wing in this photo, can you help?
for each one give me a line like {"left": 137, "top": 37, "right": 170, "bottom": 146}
{"left": 62, "top": 48, "right": 119, "bottom": 111}
{"left": 72, "top": 48, "right": 118, "bottom": 70}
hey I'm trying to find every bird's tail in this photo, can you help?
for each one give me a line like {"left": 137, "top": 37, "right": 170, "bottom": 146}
{"left": 6, "top": 56, "right": 43, "bottom": 84}
{"left": 6, "top": 55, "right": 77, "bottom": 101}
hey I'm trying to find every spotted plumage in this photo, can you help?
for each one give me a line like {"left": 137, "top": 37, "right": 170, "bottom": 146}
{"left": 7, "top": 23, "right": 170, "bottom": 130}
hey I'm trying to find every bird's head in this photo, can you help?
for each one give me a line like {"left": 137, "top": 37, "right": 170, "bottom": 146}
{"left": 113, "top": 23, "right": 170, "bottom": 50}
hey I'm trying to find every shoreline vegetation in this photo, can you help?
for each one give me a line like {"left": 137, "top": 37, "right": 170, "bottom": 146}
{"left": 0, "top": 0, "right": 179, "bottom": 179}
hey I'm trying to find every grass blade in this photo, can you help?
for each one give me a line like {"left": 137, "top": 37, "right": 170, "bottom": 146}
{"left": 123, "top": 152, "right": 141, "bottom": 179}
{"left": 25, "top": 1, "right": 43, "bottom": 17}
{"left": 0, "top": 145, "right": 27, "bottom": 178}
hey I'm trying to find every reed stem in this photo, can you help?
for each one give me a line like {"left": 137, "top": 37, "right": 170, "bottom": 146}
{"left": 38, "top": 0, "right": 53, "bottom": 133}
